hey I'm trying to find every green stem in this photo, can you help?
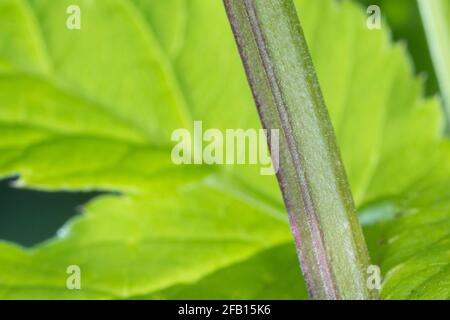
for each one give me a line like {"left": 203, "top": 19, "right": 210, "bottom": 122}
{"left": 418, "top": 0, "right": 450, "bottom": 131}
{"left": 223, "top": 0, "right": 376, "bottom": 300}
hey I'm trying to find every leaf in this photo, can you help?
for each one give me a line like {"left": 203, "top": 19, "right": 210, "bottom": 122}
{"left": 0, "top": 181, "right": 291, "bottom": 298}
{"left": 139, "top": 243, "right": 308, "bottom": 300}
{"left": 376, "top": 174, "right": 450, "bottom": 299}
{"left": 0, "top": 0, "right": 448, "bottom": 299}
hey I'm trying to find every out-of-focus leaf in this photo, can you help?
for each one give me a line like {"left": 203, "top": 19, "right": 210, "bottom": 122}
{"left": 140, "top": 243, "right": 309, "bottom": 300}
{"left": 0, "top": 181, "right": 291, "bottom": 298}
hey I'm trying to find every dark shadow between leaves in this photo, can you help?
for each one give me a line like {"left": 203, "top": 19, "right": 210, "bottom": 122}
{"left": 0, "top": 177, "right": 105, "bottom": 247}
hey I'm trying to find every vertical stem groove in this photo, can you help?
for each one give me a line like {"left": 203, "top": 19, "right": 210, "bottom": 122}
{"left": 224, "top": 0, "right": 377, "bottom": 299}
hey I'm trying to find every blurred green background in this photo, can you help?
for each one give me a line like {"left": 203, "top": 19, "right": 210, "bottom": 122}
{"left": 0, "top": 0, "right": 440, "bottom": 247}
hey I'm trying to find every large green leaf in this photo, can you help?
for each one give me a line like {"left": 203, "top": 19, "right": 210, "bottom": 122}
{"left": 0, "top": 0, "right": 448, "bottom": 299}
{"left": 373, "top": 174, "right": 450, "bottom": 299}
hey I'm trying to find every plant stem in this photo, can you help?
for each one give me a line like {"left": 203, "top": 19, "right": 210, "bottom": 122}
{"left": 223, "top": 0, "right": 376, "bottom": 299}
{"left": 418, "top": 0, "right": 450, "bottom": 132}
